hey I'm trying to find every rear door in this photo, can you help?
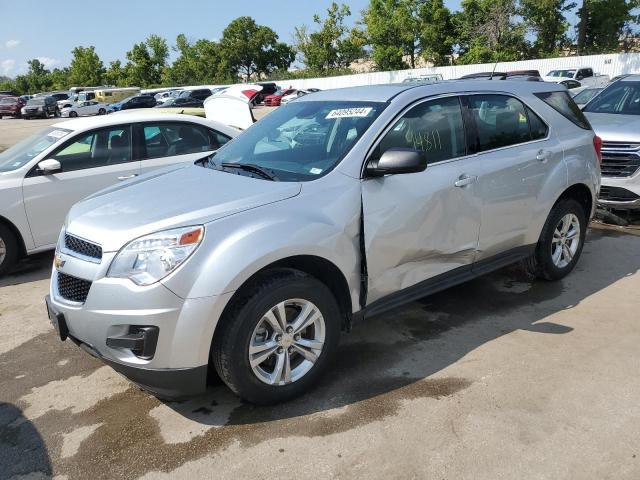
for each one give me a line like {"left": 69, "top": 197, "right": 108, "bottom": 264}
{"left": 362, "top": 96, "right": 483, "bottom": 304}
{"left": 462, "top": 93, "right": 561, "bottom": 261}
{"left": 136, "top": 121, "right": 232, "bottom": 174}
{"left": 22, "top": 125, "right": 140, "bottom": 247}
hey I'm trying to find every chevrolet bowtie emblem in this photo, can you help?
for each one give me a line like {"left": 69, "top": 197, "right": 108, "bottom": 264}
{"left": 54, "top": 255, "right": 65, "bottom": 269}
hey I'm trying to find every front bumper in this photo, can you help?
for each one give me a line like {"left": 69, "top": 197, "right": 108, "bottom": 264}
{"left": 48, "top": 247, "right": 234, "bottom": 398}
{"left": 598, "top": 176, "right": 640, "bottom": 210}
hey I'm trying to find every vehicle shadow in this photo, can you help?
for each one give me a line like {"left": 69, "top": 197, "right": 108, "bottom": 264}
{"left": 0, "top": 402, "right": 52, "bottom": 479}
{"left": 163, "top": 228, "right": 640, "bottom": 427}
{"left": 0, "top": 251, "right": 53, "bottom": 288}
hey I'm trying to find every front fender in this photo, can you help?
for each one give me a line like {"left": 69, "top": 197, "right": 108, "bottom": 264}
{"left": 162, "top": 175, "right": 363, "bottom": 311}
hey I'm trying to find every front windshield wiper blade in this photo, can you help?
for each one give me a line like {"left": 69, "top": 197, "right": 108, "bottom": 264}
{"left": 220, "top": 162, "right": 279, "bottom": 181}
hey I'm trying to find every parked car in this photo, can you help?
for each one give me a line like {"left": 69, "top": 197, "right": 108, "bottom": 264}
{"left": 61, "top": 101, "right": 108, "bottom": 118}
{"left": 58, "top": 94, "right": 79, "bottom": 111}
{"left": 21, "top": 96, "right": 60, "bottom": 119}
{"left": 107, "top": 94, "right": 157, "bottom": 113}
{"left": 582, "top": 75, "right": 640, "bottom": 209}
{"left": 255, "top": 82, "right": 278, "bottom": 104}
{"left": 155, "top": 90, "right": 181, "bottom": 105}
{"left": 572, "top": 87, "right": 604, "bottom": 108}
{"left": 176, "top": 89, "right": 213, "bottom": 104}
{"left": 280, "top": 89, "right": 322, "bottom": 105}
{"left": 544, "top": 68, "right": 609, "bottom": 89}
{"left": 155, "top": 97, "right": 204, "bottom": 108}
{"left": 0, "top": 96, "right": 27, "bottom": 118}
{"left": 45, "top": 81, "right": 600, "bottom": 404}
{"left": 0, "top": 112, "right": 239, "bottom": 276}
{"left": 264, "top": 88, "right": 296, "bottom": 106}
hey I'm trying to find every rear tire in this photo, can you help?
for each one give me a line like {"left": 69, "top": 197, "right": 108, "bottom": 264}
{"left": 0, "top": 224, "right": 18, "bottom": 277}
{"left": 212, "top": 269, "right": 341, "bottom": 405}
{"left": 522, "top": 198, "right": 587, "bottom": 281}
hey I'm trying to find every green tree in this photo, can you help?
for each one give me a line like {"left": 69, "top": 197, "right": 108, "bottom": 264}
{"left": 295, "top": 3, "right": 365, "bottom": 73}
{"left": 165, "top": 34, "right": 231, "bottom": 85}
{"left": 220, "top": 17, "right": 294, "bottom": 81}
{"left": 123, "top": 35, "right": 169, "bottom": 87}
{"left": 521, "top": 0, "right": 574, "bottom": 57}
{"left": 49, "top": 67, "right": 71, "bottom": 90}
{"left": 419, "top": 0, "right": 455, "bottom": 66}
{"left": 103, "top": 60, "right": 126, "bottom": 86}
{"left": 576, "top": 0, "right": 640, "bottom": 54}
{"left": 22, "top": 59, "right": 52, "bottom": 93}
{"left": 454, "top": 0, "right": 526, "bottom": 64}
{"left": 362, "top": 0, "right": 420, "bottom": 70}
{"left": 68, "top": 46, "right": 105, "bottom": 86}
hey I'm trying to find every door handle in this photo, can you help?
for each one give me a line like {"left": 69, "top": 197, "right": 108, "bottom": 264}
{"left": 536, "top": 149, "right": 550, "bottom": 162}
{"left": 454, "top": 174, "right": 477, "bottom": 188}
{"left": 117, "top": 174, "right": 138, "bottom": 181}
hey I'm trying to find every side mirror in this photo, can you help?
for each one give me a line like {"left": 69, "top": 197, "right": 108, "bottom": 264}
{"left": 366, "top": 148, "right": 427, "bottom": 177}
{"left": 38, "top": 159, "right": 61, "bottom": 174}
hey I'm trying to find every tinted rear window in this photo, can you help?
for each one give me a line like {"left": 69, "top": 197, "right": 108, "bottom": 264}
{"left": 535, "top": 91, "right": 591, "bottom": 130}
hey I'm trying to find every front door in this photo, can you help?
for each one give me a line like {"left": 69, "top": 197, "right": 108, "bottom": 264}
{"left": 22, "top": 125, "right": 140, "bottom": 247}
{"left": 362, "top": 96, "right": 482, "bottom": 304}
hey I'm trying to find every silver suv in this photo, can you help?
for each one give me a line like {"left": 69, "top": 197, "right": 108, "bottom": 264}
{"left": 46, "top": 81, "right": 601, "bottom": 404}
{"left": 582, "top": 75, "right": 640, "bottom": 209}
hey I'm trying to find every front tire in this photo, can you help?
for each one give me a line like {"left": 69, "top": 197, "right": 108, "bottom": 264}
{"left": 98, "top": 108, "right": 106, "bottom": 115}
{"left": 522, "top": 198, "right": 587, "bottom": 281}
{"left": 212, "top": 269, "right": 341, "bottom": 404}
{"left": 0, "top": 224, "right": 18, "bottom": 277}
{"left": 69, "top": 111, "right": 78, "bottom": 118}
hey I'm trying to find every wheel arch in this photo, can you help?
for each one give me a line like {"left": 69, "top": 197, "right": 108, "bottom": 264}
{"left": 554, "top": 183, "right": 594, "bottom": 219}
{"left": 0, "top": 214, "right": 27, "bottom": 257}
{"left": 215, "top": 255, "right": 353, "bottom": 336}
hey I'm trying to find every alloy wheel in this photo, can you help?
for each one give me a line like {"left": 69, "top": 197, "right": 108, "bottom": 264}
{"left": 551, "top": 213, "right": 580, "bottom": 268}
{"left": 249, "top": 298, "right": 325, "bottom": 386}
{"left": 0, "top": 237, "right": 6, "bottom": 266}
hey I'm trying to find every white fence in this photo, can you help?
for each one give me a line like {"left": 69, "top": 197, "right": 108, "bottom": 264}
{"left": 282, "top": 53, "right": 640, "bottom": 90}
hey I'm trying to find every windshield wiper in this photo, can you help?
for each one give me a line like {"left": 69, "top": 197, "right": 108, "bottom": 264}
{"left": 220, "top": 162, "right": 279, "bottom": 181}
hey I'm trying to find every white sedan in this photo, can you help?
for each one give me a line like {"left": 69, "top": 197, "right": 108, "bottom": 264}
{"left": 61, "top": 101, "right": 109, "bottom": 118}
{"left": 0, "top": 112, "right": 240, "bottom": 275}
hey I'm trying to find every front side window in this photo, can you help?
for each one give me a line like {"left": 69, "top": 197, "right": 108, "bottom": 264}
{"left": 468, "top": 95, "right": 538, "bottom": 151}
{"left": 50, "top": 126, "right": 131, "bottom": 171}
{"left": 141, "top": 122, "right": 224, "bottom": 159}
{"left": 376, "top": 96, "right": 466, "bottom": 164}
{"left": 0, "top": 127, "right": 71, "bottom": 172}
{"left": 210, "top": 100, "right": 385, "bottom": 181}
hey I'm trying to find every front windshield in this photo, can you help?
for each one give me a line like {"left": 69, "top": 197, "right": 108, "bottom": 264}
{"left": 548, "top": 69, "right": 576, "bottom": 78}
{"left": 210, "top": 100, "right": 386, "bottom": 181}
{"left": 27, "top": 98, "right": 45, "bottom": 106}
{"left": 0, "top": 97, "right": 15, "bottom": 104}
{"left": 583, "top": 81, "right": 640, "bottom": 115}
{"left": 0, "top": 127, "right": 72, "bottom": 172}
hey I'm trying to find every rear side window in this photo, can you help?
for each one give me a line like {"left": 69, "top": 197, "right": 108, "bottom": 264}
{"left": 535, "top": 91, "right": 591, "bottom": 130}
{"left": 527, "top": 107, "right": 548, "bottom": 140}
{"left": 467, "top": 95, "right": 533, "bottom": 151}
{"left": 141, "top": 122, "right": 225, "bottom": 159}
{"left": 376, "top": 96, "right": 466, "bottom": 164}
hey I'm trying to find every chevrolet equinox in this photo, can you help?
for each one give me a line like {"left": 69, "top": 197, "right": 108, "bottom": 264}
{"left": 46, "top": 81, "right": 601, "bottom": 404}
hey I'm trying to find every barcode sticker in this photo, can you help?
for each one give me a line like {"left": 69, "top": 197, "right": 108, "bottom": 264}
{"left": 326, "top": 107, "right": 373, "bottom": 119}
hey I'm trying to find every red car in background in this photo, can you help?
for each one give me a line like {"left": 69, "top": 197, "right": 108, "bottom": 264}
{"left": 263, "top": 88, "right": 296, "bottom": 107}
{"left": 0, "top": 96, "right": 26, "bottom": 118}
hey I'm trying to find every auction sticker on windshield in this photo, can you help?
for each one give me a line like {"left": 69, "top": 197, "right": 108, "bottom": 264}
{"left": 48, "top": 129, "right": 71, "bottom": 140}
{"left": 326, "top": 107, "right": 373, "bottom": 119}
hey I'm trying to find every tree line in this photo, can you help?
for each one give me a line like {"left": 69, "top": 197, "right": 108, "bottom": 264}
{"left": 1, "top": 0, "right": 638, "bottom": 95}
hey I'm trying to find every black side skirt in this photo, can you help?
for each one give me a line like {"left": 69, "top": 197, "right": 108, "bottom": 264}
{"left": 355, "top": 244, "right": 536, "bottom": 321}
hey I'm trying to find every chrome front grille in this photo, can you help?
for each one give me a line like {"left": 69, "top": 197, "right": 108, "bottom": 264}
{"left": 601, "top": 142, "right": 640, "bottom": 178}
{"left": 57, "top": 272, "right": 92, "bottom": 303}
{"left": 64, "top": 234, "right": 102, "bottom": 261}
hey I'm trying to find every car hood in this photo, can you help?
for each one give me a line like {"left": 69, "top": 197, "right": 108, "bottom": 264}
{"left": 584, "top": 112, "right": 640, "bottom": 142}
{"left": 66, "top": 164, "right": 302, "bottom": 252}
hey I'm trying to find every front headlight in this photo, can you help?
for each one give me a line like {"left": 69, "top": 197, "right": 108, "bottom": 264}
{"left": 107, "top": 226, "right": 204, "bottom": 286}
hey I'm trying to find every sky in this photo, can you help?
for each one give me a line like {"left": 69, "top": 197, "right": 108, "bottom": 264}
{"left": 0, "top": 0, "right": 581, "bottom": 78}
